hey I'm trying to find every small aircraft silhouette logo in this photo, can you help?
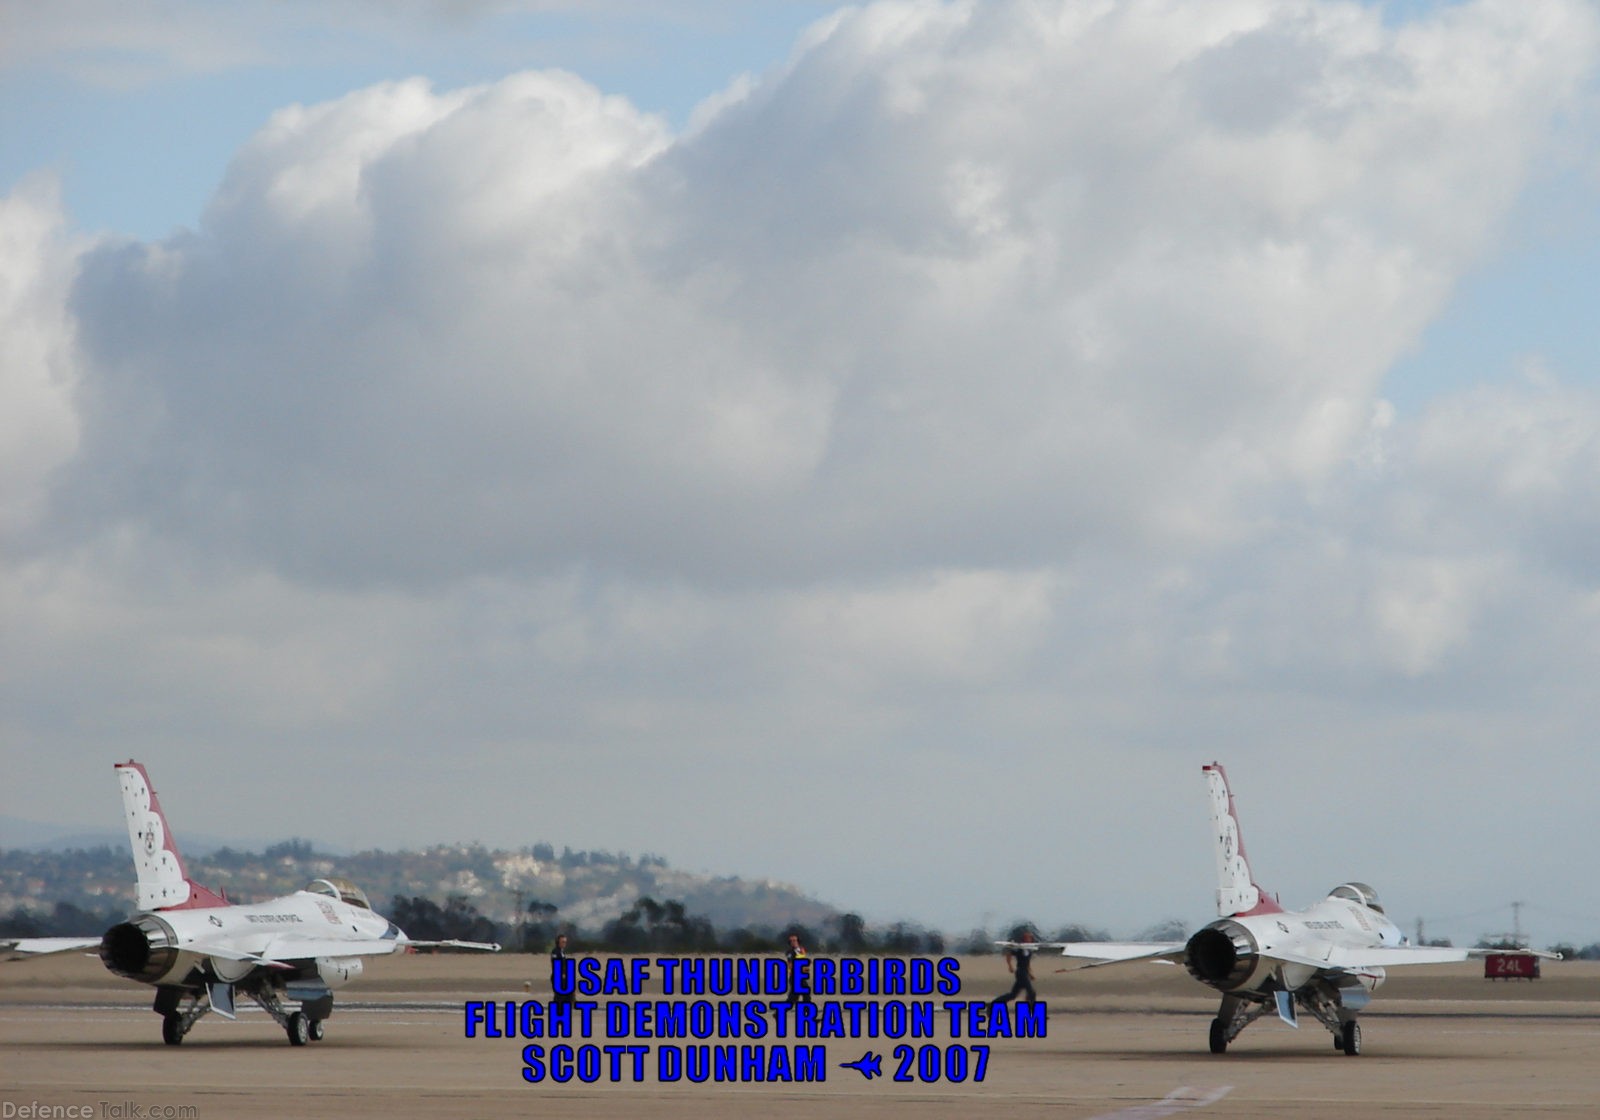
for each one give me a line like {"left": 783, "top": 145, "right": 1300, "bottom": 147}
{"left": 839, "top": 1050, "right": 883, "bottom": 1080}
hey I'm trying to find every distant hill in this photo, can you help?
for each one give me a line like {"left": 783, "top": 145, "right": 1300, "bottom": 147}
{"left": 0, "top": 814, "right": 304, "bottom": 857}
{"left": 0, "top": 839, "right": 838, "bottom": 936}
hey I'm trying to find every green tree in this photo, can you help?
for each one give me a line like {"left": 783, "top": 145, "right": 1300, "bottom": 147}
{"left": 832, "top": 913, "right": 868, "bottom": 953}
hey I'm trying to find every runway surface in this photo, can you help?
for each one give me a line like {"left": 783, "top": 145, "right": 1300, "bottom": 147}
{"left": 4, "top": 952, "right": 1597, "bottom": 1118}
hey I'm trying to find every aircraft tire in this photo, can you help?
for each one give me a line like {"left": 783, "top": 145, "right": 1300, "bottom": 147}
{"left": 308, "top": 1018, "right": 325, "bottom": 1042}
{"left": 1208, "top": 1018, "right": 1227, "bottom": 1054}
{"left": 287, "top": 1011, "right": 310, "bottom": 1047}
{"left": 1340, "top": 1020, "right": 1360, "bottom": 1056}
{"left": 162, "top": 1013, "right": 184, "bottom": 1046}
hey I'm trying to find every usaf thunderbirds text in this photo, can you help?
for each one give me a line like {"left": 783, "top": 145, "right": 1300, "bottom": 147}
{"left": 463, "top": 956, "right": 1050, "bottom": 1084}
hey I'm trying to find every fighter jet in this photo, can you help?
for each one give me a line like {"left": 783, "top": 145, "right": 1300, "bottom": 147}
{"left": 1001, "top": 762, "right": 1554, "bottom": 1055}
{"left": 2, "top": 760, "right": 498, "bottom": 1046}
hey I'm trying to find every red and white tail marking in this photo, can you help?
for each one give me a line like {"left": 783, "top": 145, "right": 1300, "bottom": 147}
{"left": 115, "top": 760, "right": 227, "bottom": 911}
{"left": 1203, "top": 762, "right": 1281, "bottom": 917}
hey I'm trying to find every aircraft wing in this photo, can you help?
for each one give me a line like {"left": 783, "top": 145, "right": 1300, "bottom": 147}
{"left": 404, "top": 939, "right": 501, "bottom": 952}
{"left": 1263, "top": 945, "right": 1561, "bottom": 971}
{"left": 194, "top": 935, "right": 500, "bottom": 965}
{"left": 245, "top": 937, "right": 415, "bottom": 963}
{"left": 1, "top": 937, "right": 102, "bottom": 961}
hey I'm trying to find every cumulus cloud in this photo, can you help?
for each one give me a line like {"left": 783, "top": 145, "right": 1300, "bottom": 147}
{"left": 6, "top": 0, "right": 1600, "bottom": 933}
{"left": 0, "top": 175, "right": 80, "bottom": 535}
{"left": 39, "top": 0, "right": 1597, "bottom": 594}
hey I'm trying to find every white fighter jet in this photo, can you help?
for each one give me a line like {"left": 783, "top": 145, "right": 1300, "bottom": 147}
{"left": 1003, "top": 762, "right": 1554, "bottom": 1055}
{"left": 2, "top": 760, "right": 498, "bottom": 1046}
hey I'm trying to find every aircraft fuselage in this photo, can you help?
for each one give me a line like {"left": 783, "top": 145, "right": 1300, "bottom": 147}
{"left": 1184, "top": 893, "right": 1399, "bottom": 998}
{"left": 100, "top": 886, "right": 392, "bottom": 990}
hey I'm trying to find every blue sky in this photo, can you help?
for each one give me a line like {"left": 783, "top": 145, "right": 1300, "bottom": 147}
{"left": 2, "top": 3, "right": 833, "bottom": 238}
{"left": 5, "top": 0, "right": 1600, "bottom": 946}
{"left": 1383, "top": 167, "right": 1600, "bottom": 411}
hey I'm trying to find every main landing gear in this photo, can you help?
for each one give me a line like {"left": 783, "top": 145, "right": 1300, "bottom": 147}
{"left": 153, "top": 983, "right": 329, "bottom": 1045}
{"left": 282, "top": 1009, "right": 328, "bottom": 1046}
{"left": 1339, "top": 1020, "right": 1361, "bottom": 1056}
{"left": 1297, "top": 984, "right": 1362, "bottom": 1057}
{"left": 252, "top": 987, "right": 329, "bottom": 1046}
{"left": 1207, "top": 994, "right": 1268, "bottom": 1054}
{"left": 154, "top": 987, "right": 211, "bottom": 1046}
{"left": 1207, "top": 991, "right": 1363, "bottom": 1055}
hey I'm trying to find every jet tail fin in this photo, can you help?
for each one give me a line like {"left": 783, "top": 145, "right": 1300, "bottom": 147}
{"left": 116, "top": 760, "right": 228, "bottom": 911}
{"left": 1204, "top": 762, "right": 1281, "bottom": 917}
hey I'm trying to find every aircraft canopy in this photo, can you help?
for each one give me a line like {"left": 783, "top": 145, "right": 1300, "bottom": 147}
{"left": 1329, "top": 882, "right": 1383, "bottom": 913}
{"left": 306, "top": 877, "right": 373, "bottom": 910}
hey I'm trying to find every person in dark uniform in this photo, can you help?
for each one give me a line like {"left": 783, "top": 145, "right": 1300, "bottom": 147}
{"left": 551, "top": 932, "right": 574, "bottom": 1003}
{"left": 991, "top": 929, "right": 1037, "bottom": 1006}
{"left": 785, "top": 932, "right": 813, "bottom": 1004}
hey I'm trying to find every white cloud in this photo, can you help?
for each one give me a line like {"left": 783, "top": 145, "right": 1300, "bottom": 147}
{"left": 1369, "top": 553, "right": 1504, "bottom": 675}
{"left": 0, "top": 1, "right": 830, "bottom": 89}
{"left": 6, "top": 0, "right": 1600, "bottom": 935}
{"left": 0, "top": 175, "right": 80, "bottom": 536}
{"left": 1402, "top": 376, "right": 1600, "bottom": 585}
{"left": 43, "top": 0, "right": 1592, "bottom": 590}
{"left": 776, "top": 568, "right": 1058, "bottom": 686}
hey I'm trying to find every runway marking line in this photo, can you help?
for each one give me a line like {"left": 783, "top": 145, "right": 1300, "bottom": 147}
{"left": 1088, "top": 1085, "right": 1232, "bottom": 1119}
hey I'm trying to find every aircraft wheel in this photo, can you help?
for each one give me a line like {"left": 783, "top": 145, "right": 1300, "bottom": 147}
{"left": 1340, "top": 1020, "right": 1361, "bottom": 1056}
{"left": 308, "top": 1018, "right": 325, "bottom": 1042}
{"left": 1208, "top": 1018, "right": 1228, "bottom": 1054}
{"left": 1334, "top": 1034, "right": 1344, "bottom": 1051}
{"left": 162, "top": 1013, "right": 184, "bottom": 1046}
{"left": 287, "top": 1011, "right": 310, "bottom": 1047}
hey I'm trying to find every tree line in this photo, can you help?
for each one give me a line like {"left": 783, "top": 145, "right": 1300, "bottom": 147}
{"left": 13, "top": 898, "right": 1600, "bottom": 961}
{"left": 0, "top": 895, "right": 946, "bottom": 953}
{"left": 390, "top": 893, "right": 948, "bottom": 955}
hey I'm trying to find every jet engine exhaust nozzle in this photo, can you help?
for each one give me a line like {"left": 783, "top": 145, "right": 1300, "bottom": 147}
{"left": 1184, "top": 920, "right": 1259, "bottom": 991}
{"left": 100, "top": 914, "right": 180, "bottom": 983}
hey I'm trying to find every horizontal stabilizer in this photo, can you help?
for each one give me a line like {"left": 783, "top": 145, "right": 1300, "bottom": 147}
{"left": 1050, "top": 941, "right": 1185, "bottom": 964}
{"left": 1066, "top": 953, "right": 1184, "bottom": 971}
{"left": 990, "top": 940, "right": 1187, "bottom": 970}
{"left": 1, "top": 937, "right": 102, "bottom": 961}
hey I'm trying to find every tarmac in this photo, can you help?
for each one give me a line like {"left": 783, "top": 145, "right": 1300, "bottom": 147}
{"left": 4, "top": 950, "right": 1597, "bottom": 1118}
